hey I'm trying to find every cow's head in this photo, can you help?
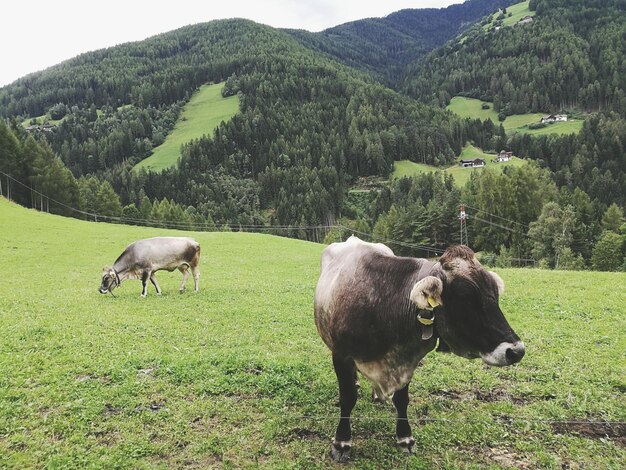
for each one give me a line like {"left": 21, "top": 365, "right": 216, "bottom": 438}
{"left": 99, "top": 266, "right": 119, "bottom": 294}
{"left": 410, "top": 245, "right": 524, "bottom": 367}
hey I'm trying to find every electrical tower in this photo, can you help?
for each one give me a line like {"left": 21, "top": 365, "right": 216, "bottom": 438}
{"left": 459, "top": 204, "right": 469, "bottom": 246}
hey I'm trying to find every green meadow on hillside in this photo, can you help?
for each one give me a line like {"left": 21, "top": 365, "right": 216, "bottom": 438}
{"left": 134, "top": 83, "right": 240, "bottom": 172}
{"left": 21, "top": 114, "right": 66, "bottom": 127}
{"left": 447, "top": 96, "right": 583, "bottom": 135}
{"left": 483, "top": 1, "right": 536, "bottom": 30}
{"left": 0, "top": 198, "right": 624, "bottom": 468}
{"left": 392, "top": 145, "right": 526, "bottom": 186}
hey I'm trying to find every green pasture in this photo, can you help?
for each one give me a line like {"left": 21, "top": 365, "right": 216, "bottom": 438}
{"left": 517, "top": 120, "right": 584, "bottom": 136}
{"left": 391, "top": 160, "right": 440, "bottom": 179}
{"left": 21, "top": 114, "right": 65, "bottom": 127}
{"left": 447, "top": 96, "right": 500, "bottom": 123}
{"left": 447, "top": 97, "right": 583, "bottom": 136}
{"left": 392, "top": 145, "right": 527, "bottom": 187}
{"left": 0, "top": 198, "right": 624, "bottom": 468}
{"left": 484, "top": 1, "right": 535, "bottom": 30}
{"left": 134, "top": 83, "right": 240, "bottom": 173}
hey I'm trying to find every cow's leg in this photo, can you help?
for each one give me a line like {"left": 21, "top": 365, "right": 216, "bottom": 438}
{"left": 330, "top": 354, "right": 357, "bottom": 463}
{"left": 150, "top": 273, "right": 161, "bottom": 295}
{"left": 178, "top": 266, "right": 190, "bottom": 293}
{"left": 191, "top": 266, "right": 199, "bottom": 292}
{"left": 393, "top": 384, "right": 415, "bottom": 454}
{"left": 141, "top": 271, "right": 150, "bottom": 297}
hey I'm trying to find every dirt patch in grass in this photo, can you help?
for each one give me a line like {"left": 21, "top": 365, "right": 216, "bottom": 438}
{"left": 431, "top": 388, "right": 555, "bottom": 405}
{"left": 475, "top": 389, "right": 528, "bottom": 405}
{"left": 431, "top": 389, "right": 474, "bottom": 400}
{"left": 103, "top": 403, "right": 122, "bottom": 417}
{"left": 134, "top": 401, "right": 165, "bottom": 413}
{"left": 487, "top": 447, "right": 534, "bottom": 469}
{"left": 76, "top": 373, "right": 111, "bottom": 384}
{"left": 551, "top": 421, "right": 626, "bottom": 447}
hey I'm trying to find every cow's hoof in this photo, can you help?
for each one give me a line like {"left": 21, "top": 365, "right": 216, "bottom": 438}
{"left": 329, "top": 441, "right": 352, "bottom": 463}
{"left": 179, "top": 289, "right": 185, "bottom": 294}
{"left": 397, "top": 436, "right": 416, "bottom": 454}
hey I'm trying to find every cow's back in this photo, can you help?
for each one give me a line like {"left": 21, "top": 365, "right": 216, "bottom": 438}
{"left": 314, "top": 237, "right": 424, "bottom": 360}
{"left": 120, "top": 237, "right": 199, "bottom": 271}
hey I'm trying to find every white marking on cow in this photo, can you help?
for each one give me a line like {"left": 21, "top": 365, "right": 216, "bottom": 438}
{"left": 332, "top": 439, "right": 352, "bottom": 448}
{"left": 480, "top": 341, "right": 525, "bottom": 366}
{"left": 396, "top": 436, "right": 414, "bottom": 445}
{"left": 489, "top": 271, "right": 505, "bottom": 295}
{"left": 355, "top": 353, "right": 419, "bottom": 401}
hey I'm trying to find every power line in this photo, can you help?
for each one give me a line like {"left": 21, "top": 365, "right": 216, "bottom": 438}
{"left": 463, "top": 203, "right": 530, "bottom": 230}
{"left": 471, "top": 215, "right": 523, "bottom": 234}
{"left": 0, "top": 170, "right": 445, "bottom": 254}
{"left": 0, "top": 169, "right": 532, "bottom": 252}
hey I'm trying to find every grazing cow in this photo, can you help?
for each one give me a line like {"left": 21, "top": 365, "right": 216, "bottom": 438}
{"left": 314, "top": 236, "right": 524, "bottom": 462}
{"left": 99, "top": 237, "right": 200, "bottom": 297}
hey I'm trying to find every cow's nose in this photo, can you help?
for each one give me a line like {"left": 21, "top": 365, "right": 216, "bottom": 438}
{"left": 505, "top": 342, "right": 525, "bottom": 364}
{"left": 99, "top": 288, "right": 107, "bottom": 294}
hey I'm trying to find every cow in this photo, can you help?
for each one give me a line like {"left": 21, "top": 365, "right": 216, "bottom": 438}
{"left": 314, "top": 236, "right": 524, "bottom": 462}
{"left": 99, "top": 237, "right": 200, "bottom": 297}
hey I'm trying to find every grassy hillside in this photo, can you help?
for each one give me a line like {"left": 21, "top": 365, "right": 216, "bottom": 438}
{"left": 393, "top": 145, "right": 526, "bottom": 186}
{"left": 134, "top": 83, "right": 239, "bottom": 172}
{"left": 392, "top": 160, "right": 440, "bottom": 179}
{"left": 483, "top": 1, "right": 536, "bottom": 30}
{"left": 1, "top": 198, "right": 624, "bottom": 468}
{"left": 447, "top": 96, "right": 500, "bottom": 123}
{"left": 447, "top": 96, "right": 583, "bottom": 135}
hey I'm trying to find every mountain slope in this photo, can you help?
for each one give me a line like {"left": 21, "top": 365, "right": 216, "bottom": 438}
{"left": 0, "top": 19, "right": 497, "bottom": 227}
{"left": 285, "top": 0, "right": 517, "bottom": 84}
{"left": 405, "top": 0, "right": 626, "bottom": 116}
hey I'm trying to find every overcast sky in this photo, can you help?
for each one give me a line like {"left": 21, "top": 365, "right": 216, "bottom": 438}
{"left": 0, "top": 0, "right": 464, "bottom": 87}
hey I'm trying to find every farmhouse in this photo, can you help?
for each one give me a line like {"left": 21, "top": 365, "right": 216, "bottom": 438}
{"left": 518, "top": 15, "right": 534, "bottom": 25}
{"left": 460, "top": 158, "right": 485, "bottom": 168}
{"left": 496, "top": 150, "right": 513, "bottom": 162}
{"left": 541, "top": 114, "right": 567, "bottom": 123}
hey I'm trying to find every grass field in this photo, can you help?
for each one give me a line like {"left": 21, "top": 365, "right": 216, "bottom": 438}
{"left": 21, "top": 114, "right": 65, "bottom": 127}
{"left": 1, "top": 198, "right": 625, "bottom": 468}
{"left": 391, "top": 160, "right": 440, "bottom": 179}
{"left": 483, "top": 1, "right": 536, "bottom": 30}
{"left": 393, "top": 145, "right": 527, "bottom": 186}
{"left": 447, "top": 97, "right": 500, "bottom": 123}
{"left": 517, "top": 120, "right": 584, "bottom": 136}
{"left": 447, "top": 97, "right": 583, "bottom": 136}
{"left": 134, "top": 83, "right": 240, "bottom": 173}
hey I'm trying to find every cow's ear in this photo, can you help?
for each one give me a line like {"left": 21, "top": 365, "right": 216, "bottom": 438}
{"left": 102, "top": 266, "right": 110, "bottom": 273}
{"left": 489, "top": 271, "right": 505, "bottom": 295}
{"left": 410, "top": 276, "right": 443, "bottom": 310}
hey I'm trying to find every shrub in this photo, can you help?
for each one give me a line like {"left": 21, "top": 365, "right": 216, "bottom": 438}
{"left": 591, "top": 231, "right": 623, "bottom": 271}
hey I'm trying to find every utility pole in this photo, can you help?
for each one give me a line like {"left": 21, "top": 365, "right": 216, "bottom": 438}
{"left": 459, "top": 204, "right": 469, "bottom": 246}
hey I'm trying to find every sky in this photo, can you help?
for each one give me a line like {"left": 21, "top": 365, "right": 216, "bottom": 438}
{"left": 0, "top": 0, "right": 464, "bottom": 87}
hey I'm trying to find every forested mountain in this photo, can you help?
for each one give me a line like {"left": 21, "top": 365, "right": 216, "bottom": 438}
{"left": 394, "top": 0, "right": 626, "bottom": 265}
{"left": 286, "top": 0, "right": 517, "bottom": 84}
{"left": 0, "top": 0, "right": 625, "bottom": 270}
{"left": 0, "top": 18, "right": 497, "bottom": 228}
{"left": 406, "top": 0, "right": 626, "bottom": 116}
